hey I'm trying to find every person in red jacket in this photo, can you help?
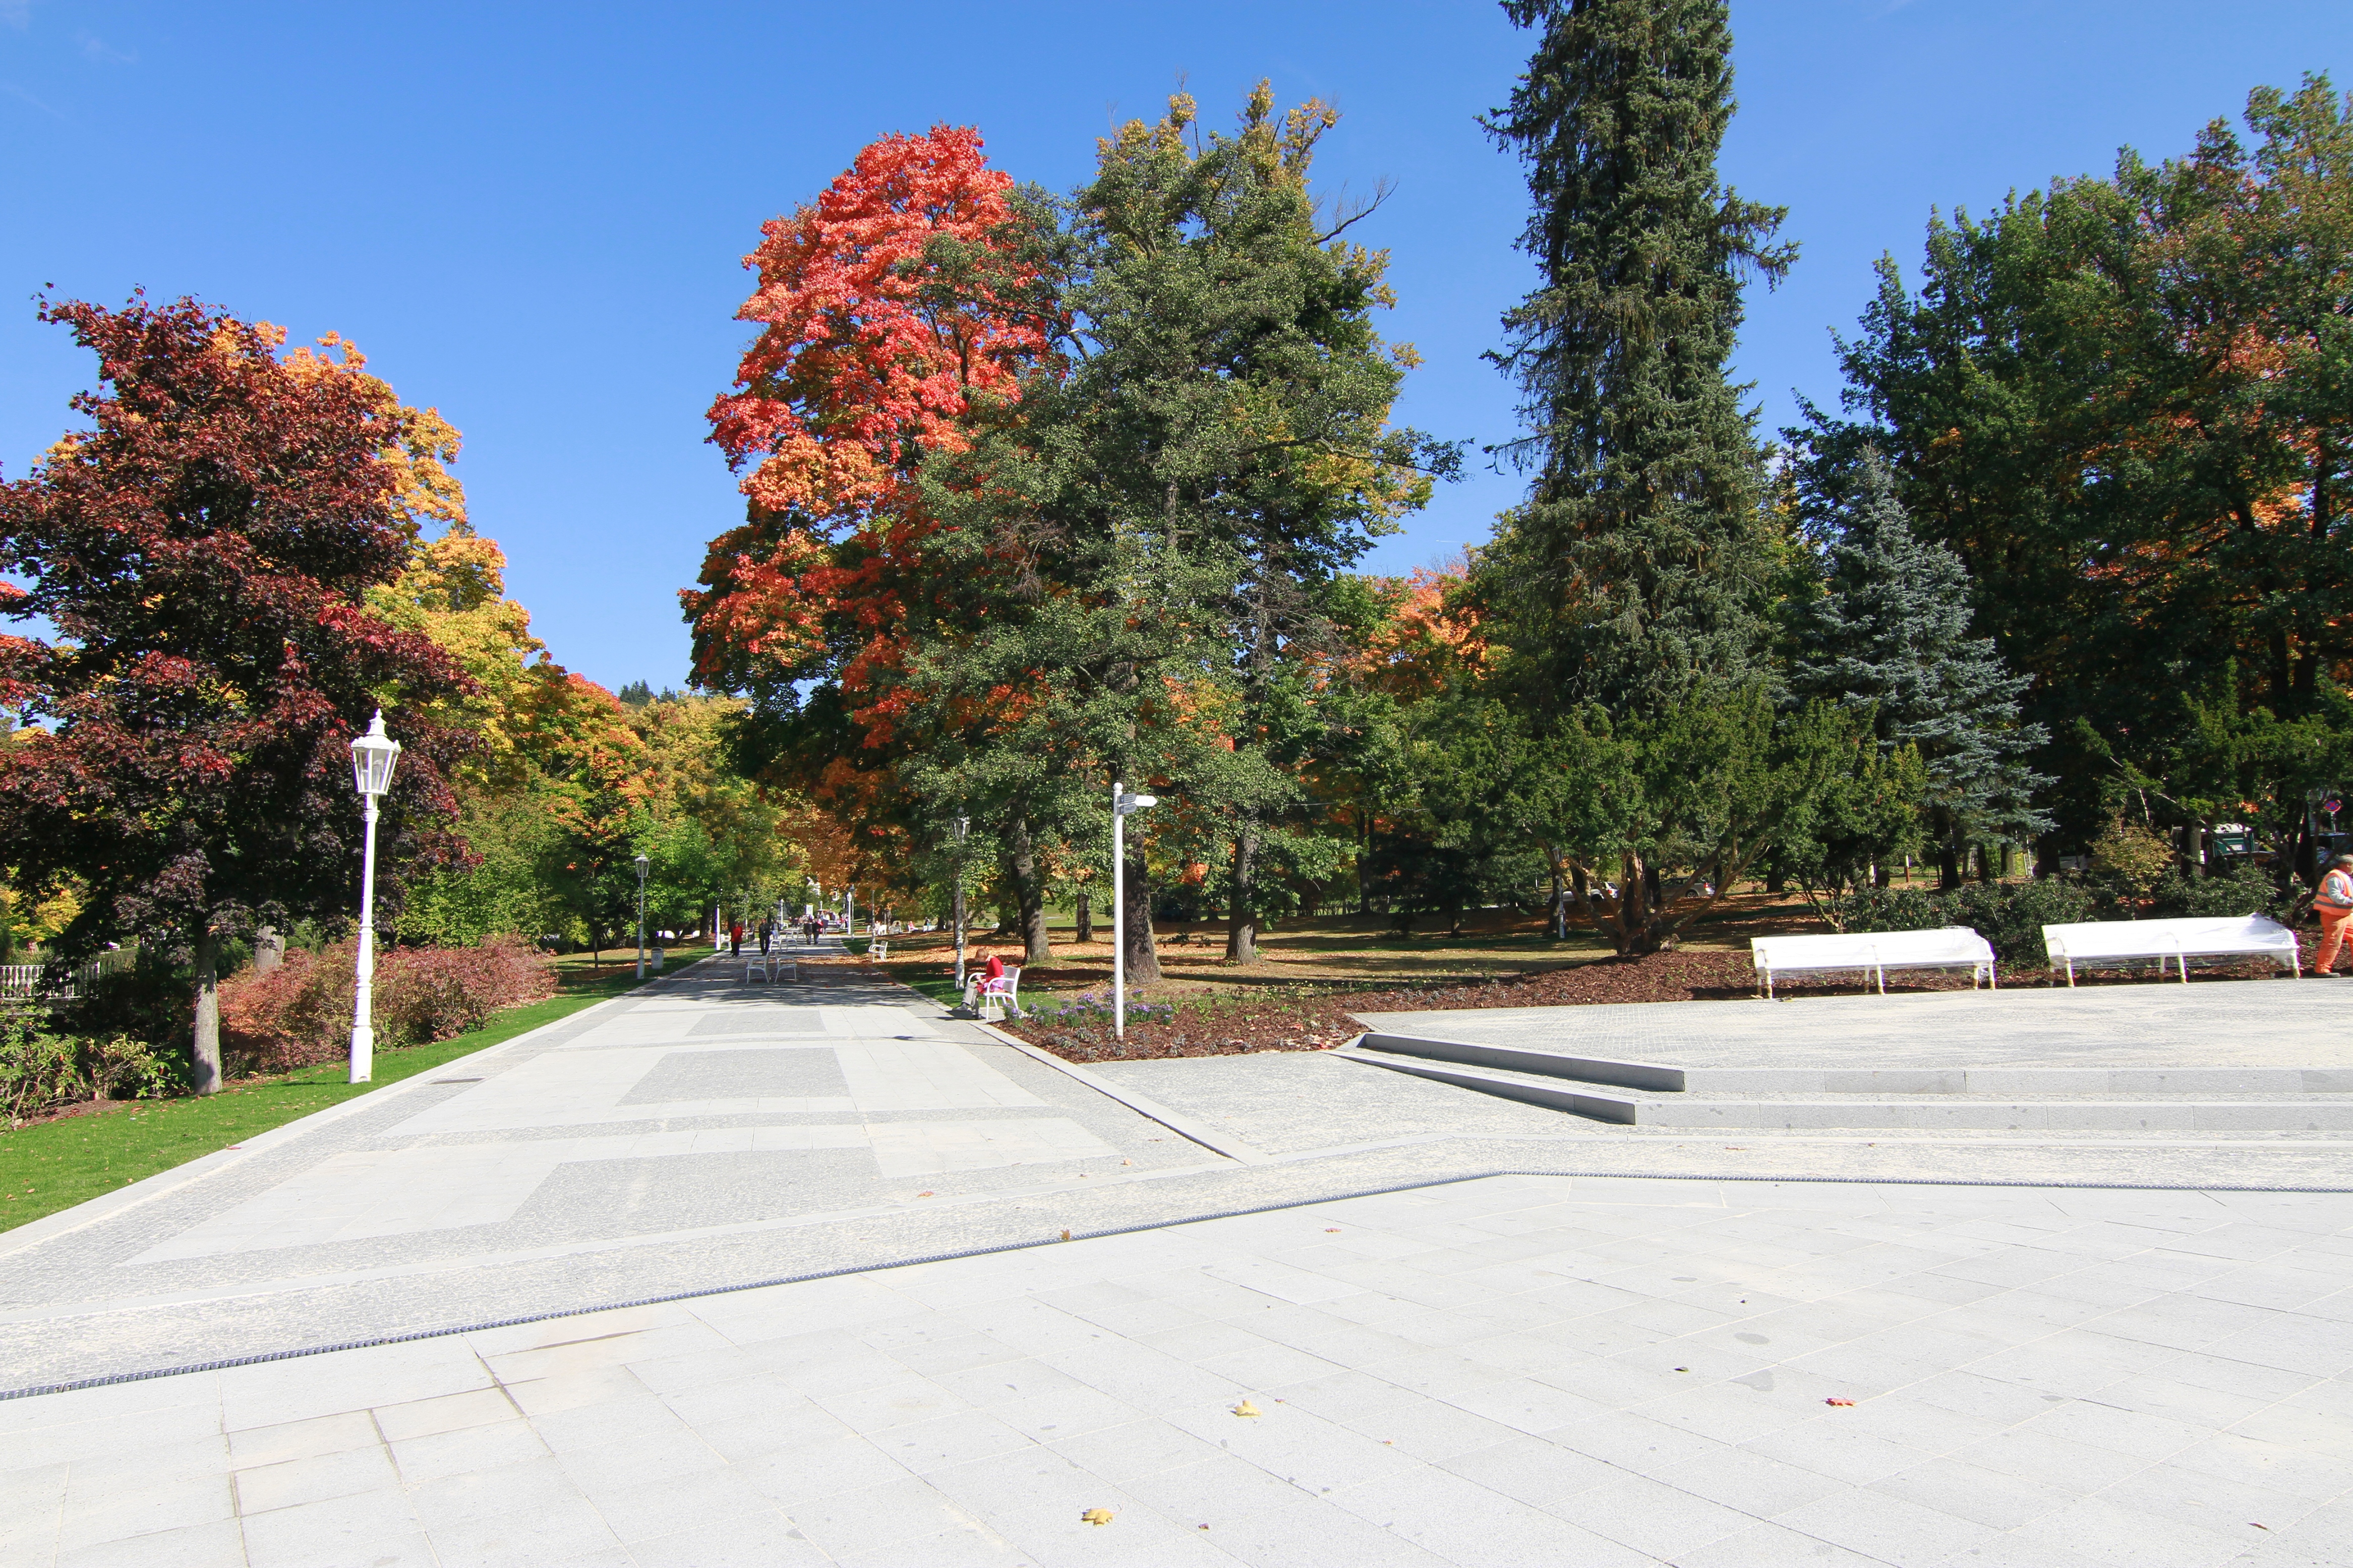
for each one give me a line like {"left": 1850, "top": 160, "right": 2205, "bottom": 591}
{"left": 729, "top": 920, "right": 743, "bottom": 956}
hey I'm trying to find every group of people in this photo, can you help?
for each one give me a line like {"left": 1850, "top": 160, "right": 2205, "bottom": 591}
{"left": 726, "top": 914, "right": 836, "bottom": 955}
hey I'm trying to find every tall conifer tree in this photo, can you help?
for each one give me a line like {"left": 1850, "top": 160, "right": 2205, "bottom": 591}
{"left": 1479, "top": 0, "right": 1796, "bottom": 952}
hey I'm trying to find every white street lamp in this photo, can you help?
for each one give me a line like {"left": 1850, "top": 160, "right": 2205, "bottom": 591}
{"left": 347, "top": 710, "right": 401, "bottom": 1083}
{"left": 1111, "top": 781, "right": 1158, "bottom": 1039}
{"left": 952, "top": 816, "right": 970, "bottom": 994}
{"left": 633, "top": 853, "right": 651, "bottom": 980}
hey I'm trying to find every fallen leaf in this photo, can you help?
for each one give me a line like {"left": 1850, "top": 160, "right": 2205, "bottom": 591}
{"left": 1674, "top": 1367, "right": 1688, "bottom": 1373}
{"left": 1826, "top": 1398, "right": 1854, "bottom": 1407}
{"left": 1325, "top": 1228, "right": 1341, "bottom": 1233}
{"left": 1122, "top": 1159, "right": 1133, "bottom": 1165}
{"left": 1233, "top": 1400, "right": 1261, "bottom": 1417}
{"left": 2251, "top": 1523, "right": 2269, "bottom": 1530}
{"left": 1060, "top": 1229, "right": 1072, "bottom": 1241}
{"left": 915, "top": 1191, "right": 933, "bottom": 1198}
{"left": 1081, "top": 1508, "right": 1113, "bottom": 1526}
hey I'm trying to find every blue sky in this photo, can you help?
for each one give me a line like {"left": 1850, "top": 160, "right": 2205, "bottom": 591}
{"left": 3, "top": 2, "right": 2347, "bottom": 693}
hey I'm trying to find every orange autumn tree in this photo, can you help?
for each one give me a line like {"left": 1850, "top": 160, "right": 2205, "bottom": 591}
{"left": 685, "top": 126, "right": 1064, "bottom": 945}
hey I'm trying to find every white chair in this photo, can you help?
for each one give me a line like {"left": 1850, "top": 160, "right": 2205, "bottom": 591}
{"left": 964, "top": 966, "right": 1023, "bottom": 1018}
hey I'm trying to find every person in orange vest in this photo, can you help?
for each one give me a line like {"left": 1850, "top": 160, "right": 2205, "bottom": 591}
{"left": 2316, "top": 855, "right": 2353, "bottom": 975}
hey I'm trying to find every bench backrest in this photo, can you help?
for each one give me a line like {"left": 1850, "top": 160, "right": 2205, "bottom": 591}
{"left": 2042, "top": 915, "right": 2294, "bottom": 958}
{"left": 1752, "top": 927, "right": 1992, "bottom": 967}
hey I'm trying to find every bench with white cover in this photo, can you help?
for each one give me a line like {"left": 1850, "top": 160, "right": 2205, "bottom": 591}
{"left": 1751, "top": 927, "right": 1997, "bottom": 999}
{"left": 2042, "top": 915, "right": 2301, "bottom": 985}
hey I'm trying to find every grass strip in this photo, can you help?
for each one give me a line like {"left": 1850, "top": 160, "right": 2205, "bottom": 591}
{"left": 0, "top": 967, "right": 652, "bottom": 1235}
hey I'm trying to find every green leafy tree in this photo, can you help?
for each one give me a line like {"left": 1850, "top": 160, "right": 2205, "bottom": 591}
{"left": 1804, "top": 76, "right": 2353, "bottom": 879}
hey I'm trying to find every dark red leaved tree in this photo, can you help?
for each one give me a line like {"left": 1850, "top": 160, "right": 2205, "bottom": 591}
{"left": 0, "top": 296, "right": 473, "bottom": 1092}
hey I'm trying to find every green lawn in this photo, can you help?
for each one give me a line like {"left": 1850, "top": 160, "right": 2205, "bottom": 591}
{"left": 0, "top": 966, "right": 653, "bottom": 1234}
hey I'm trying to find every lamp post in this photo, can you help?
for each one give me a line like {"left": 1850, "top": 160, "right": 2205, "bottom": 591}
{"left": 952, "top": 816, "right": 970, "bottom": 993}
{"left": 633, "top": 853, "right": 650, "bottom": 979}
{"left": 1111, "top": 781, "right": 1158, "bottom": 1039}
{"left": 346, "top": 710, "right": 402, "bottom": 1084}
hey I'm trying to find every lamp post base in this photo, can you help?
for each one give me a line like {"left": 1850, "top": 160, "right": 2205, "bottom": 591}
{"left": 349, "top": 1026, "right": 373, "bottom": 1084}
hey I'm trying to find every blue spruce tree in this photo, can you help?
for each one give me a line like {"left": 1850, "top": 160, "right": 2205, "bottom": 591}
{"left": 1790, "top": 455, "right": 2050, "bottom": 887}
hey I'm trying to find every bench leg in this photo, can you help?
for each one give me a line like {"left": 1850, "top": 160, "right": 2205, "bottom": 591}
{"left": 2179, "top": 951, "right": 2190, "bottom": 984}
{"left": 2064, "top": 959, "right": 2076, "bottom": 988}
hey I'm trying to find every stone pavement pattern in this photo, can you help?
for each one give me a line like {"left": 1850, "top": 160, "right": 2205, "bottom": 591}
{"left": 0, "top": 952, "right": 1223, "bottom": 1388}
{"left": 2, "top": 1173, "right": 2347, "bottom": 1567}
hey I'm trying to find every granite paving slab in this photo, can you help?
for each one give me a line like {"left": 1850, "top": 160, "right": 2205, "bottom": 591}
{"left": 3, "top": 1173, "right": 2346, "bottom": 1566}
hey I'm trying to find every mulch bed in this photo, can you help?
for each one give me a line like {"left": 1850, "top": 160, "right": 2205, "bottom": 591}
{"left": 1002, "top": 943, "right": 2321, "bottom": 1064}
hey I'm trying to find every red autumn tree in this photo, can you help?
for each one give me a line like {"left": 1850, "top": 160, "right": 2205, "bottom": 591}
{"left": 687, "top": 124, "right": 1053, "bottom": 748}
{"left": 0, "top": 296, "right": 474, "bottom": 1092}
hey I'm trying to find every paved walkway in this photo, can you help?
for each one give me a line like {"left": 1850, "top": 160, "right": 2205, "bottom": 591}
{"left": 0, "top": 952, "right": 1224, "bottom": 1390}
{"left": 6, "top": 963, "right": 2352, "bottom": 1563}
{"left": 3, "top": 1174, "right": 2346, "bottom": 1566}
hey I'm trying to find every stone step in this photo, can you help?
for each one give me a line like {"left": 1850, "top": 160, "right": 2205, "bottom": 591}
{"left": 1331, "top": 1050, "right": 2353, "bottom": 1131}
{"left": 1351, "top": 1031, "right": 2353, "bottom": 1096}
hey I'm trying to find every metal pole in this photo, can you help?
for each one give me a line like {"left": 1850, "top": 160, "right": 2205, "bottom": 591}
{"left": 635, "top": 868, "right": 647, "bottom": 980}
{"left": 1113, "top": 779, "right": 1125, "bottom": 1040}
{"left": 348, "top": 795, "right": 379, "bottom": 1083}
{"left": 953, "top": 822, "right": 968, "bottom": 993}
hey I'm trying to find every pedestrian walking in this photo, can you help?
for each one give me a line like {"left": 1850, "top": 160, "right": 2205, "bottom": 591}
{"left": 2316, "top": 854, "right": 2353, "bottom": 975}
{"left": 729, "top": 920, "right": 743, "bottom": 956}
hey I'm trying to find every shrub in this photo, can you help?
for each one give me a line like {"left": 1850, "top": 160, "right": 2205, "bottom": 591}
{"left": 0, "top": 1012, "right": 182, "bottom": 1121}
{"left": 1845, "top": 877, "right": 2093, "bottom": 967}
{"left": 0, "top": 1013, "right": 82, "bottom": 1121}
{"left": 2150, "top": 865, "right": 2297, "bottom": 923}
{"left": 220, "top": 936, "right": 555, "bottom": 1073}
{"left": 1836, "top": 886, "right": 1946, "bottom": 935}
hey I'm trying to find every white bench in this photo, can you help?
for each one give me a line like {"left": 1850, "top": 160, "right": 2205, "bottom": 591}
{"left": 2042, "top": 915, "right": 2300, "bottom": 985}
{"left": 963, "top": 966, "right": 1023, "bottom": 1019}
{"left": 1751, "top": 928, "right": 1997, "bottom": 999}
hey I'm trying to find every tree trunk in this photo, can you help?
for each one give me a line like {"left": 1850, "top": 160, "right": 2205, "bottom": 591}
{"left": 253, "top": 925, "right": 283, "bottom": 975}
{"left": 1546, "top": 851, "right": 1568, "bottom": 940}
{"left": 191, "top": 924, "right": 223, "bottom": 1096}
{"left": 1121, "top": 846, "right": 1161, "bottom": 984}
{"left": 1937, "top": 845, "right": 1962, "bottom": 891}
{"left": 1225, "top": 825, "right": 1260, "bottom": 962}
{"left": 1007, "top": 816, "right": 1052, "bottom": 967}
{"left": 1356, "top": 812, "right": 1372, "bottom": 916}
{"left": 1074, "top": 891, "right": 1092, "bottom": 944}
{"left": 1610, "top": 851, "right": 1657, "bottom": 956}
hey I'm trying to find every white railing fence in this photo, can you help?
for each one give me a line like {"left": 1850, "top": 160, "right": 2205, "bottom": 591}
{"left": 0, "top": 948, "right": 137, "bottom": 1001}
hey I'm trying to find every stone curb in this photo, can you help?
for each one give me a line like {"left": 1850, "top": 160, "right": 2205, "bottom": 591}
{"left": 967, "top": 1020, "right": 1272, "bottom": 1163}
